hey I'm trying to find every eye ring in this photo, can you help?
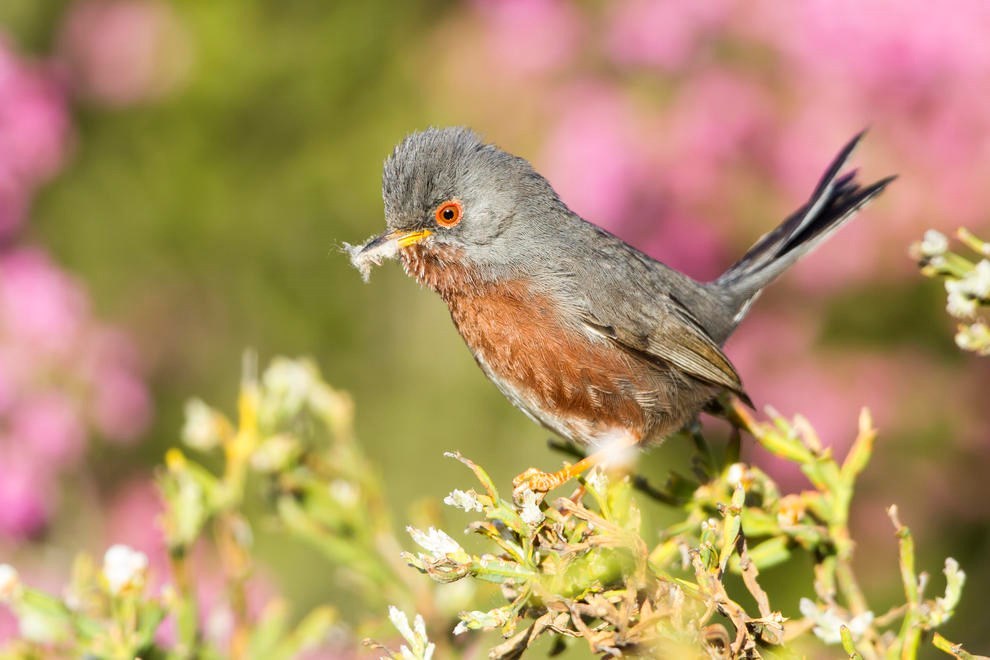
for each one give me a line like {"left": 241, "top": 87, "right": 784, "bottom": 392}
{"left": 435, "top": 200, "right": 463, "bottom": 228}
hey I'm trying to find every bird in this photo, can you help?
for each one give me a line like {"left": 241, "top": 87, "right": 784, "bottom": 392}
{"left": 346, "top": 127, "right": 894, "bottom": 495}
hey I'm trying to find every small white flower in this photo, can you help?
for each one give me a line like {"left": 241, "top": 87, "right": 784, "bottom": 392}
{"left": 329, "top": 479, "right": 359, "bottom": 507}
{"left": 17, "top": 609, "right": 57, "bottom": 643}
{"left": 946, "top": 260, "right": 990, "bottom": 319}
{"left": 206, "top": 607, "right": 234, "bottom": 645}
{"left": 0, "top": 564, "right": 20, "bottom": 602}
{"left": 307, "top": 382, "right": 351, "bottom": 425}
{"left": 388, "top": 606, "right": 416, "bottom": 645}
{"left": 262, "top": 358, "right": 316, "bottom": 415}
{"left": 181, "top": 399, "right": 222, "bottom": 451}
{"left": 453, "top": 607, "right": 512, "bottom": 635}
{"left": 799, "top": 597, "right": 873, "bottom": 645}
{"left": 516, "top": 487, "right": 545, "bottom": 526}
{"left": 967, "top": 260, "right": 990, "bottom": 298}
{"left": 955, "top": 322, "right": 990, "bottom": 354}
{"left": 919, "top": 229, "right": 949, "bottom": 258}
{"left": 946, "top": 280, "right": 978, "bottom": 318}
{"left": 387, "top": 606, "right": 435, "bottom": 660}
{"left": 406, "top": 526, "right": 464, "bottom": 561}
{"left": 725, "top": 463, "right": 748, "bottom": 487}
{"left": 102, "top": 544, "right": 149, "bottom": 595}
{"left": 250, "top": 434, "right": 299, "bottom": 472}
{"left": 443, "top": 489, "right": 483, "bottom": 513}
{"left": 585, "top": 466, "right": 608, "bottom": 493}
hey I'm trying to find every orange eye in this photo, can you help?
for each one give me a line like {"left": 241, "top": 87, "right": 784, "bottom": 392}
{"left": 435, "top": 200, "right": 463, "bottom": 228}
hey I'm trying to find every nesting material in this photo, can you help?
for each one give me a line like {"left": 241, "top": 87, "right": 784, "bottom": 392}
{"left": 344, "top": 235, "right": 399, "bottom": 282}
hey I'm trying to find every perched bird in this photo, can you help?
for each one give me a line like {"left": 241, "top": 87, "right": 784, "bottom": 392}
{"left": 346, "top": 127, "right": 893, "bottom": 494}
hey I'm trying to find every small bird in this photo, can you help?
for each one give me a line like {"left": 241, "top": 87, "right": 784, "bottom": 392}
{"left": 347, "top": 127, "right": 893, "bottom": 494}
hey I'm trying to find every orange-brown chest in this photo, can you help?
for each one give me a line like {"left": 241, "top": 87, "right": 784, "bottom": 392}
{"left": 401, "top": 244, "right": 651, "bottom": 444}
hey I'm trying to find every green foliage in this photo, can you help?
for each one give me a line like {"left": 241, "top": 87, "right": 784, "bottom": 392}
{"left": 0, "top": 354, "right": 980, "bottom": 658}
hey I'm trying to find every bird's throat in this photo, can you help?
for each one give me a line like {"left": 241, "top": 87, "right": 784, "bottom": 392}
{"left": 399, "top": 243, "right": 492, "bottom": 301}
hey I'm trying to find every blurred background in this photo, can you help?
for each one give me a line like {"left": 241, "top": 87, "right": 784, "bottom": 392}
{"left": 0, "top": 0, "right": 988, "bottom": 655}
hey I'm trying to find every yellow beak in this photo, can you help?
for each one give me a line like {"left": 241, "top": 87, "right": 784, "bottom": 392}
{"left": 392, "top": 228, "right": 433, "bottom": 248}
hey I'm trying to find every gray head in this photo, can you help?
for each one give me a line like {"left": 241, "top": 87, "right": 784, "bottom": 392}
{"left": 346, "top": 127, "right": 571, "bottom": 284}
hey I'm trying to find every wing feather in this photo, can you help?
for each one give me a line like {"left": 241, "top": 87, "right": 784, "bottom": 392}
{"left": 581, "top": 299, "right": 747, "bottom": 399}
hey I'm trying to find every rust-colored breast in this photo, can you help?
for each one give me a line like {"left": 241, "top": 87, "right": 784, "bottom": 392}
{"left": 400, "top": 243, "right": 696, "bottom": 446}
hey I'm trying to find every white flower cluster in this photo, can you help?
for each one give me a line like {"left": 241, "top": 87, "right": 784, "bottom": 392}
{"left": 387, "top": 606, "right": 435, "bottom": 660}
{"left": 0, "top": 564, "right": 20, "bottom": 602}
{"left": 102, "top": 544, "right": 149, "bottom": 595}
{"left": 443, "top": 489, "right": 483, "bottom": 513}
{"left": 453, "top": 606, "right": 512, "bottom": 635}
{"left": 258, "top": 357, "right": 351, "bottom": 427}
{"left": 798, "top": 597, "right": 874, "bottom": 645}
{"left": 955, "top": 321, "right": 990, "bottom": 355}
{"left": 181, "top": 398, "right": 223, "bottom": 451}
{"left": 516, "top": 486, "right": 545, "bottom": 526}
{"left": 945, "top": 260, "right": 990, "bottom": 319}
{"left": 918, "top": 229, "right": 949, "bottom": 259}
{"left": 263, "top": 358, "right": 318, "bottom": 417}
{"left": 406, "top": 526, "right": 466, "bottom": 562}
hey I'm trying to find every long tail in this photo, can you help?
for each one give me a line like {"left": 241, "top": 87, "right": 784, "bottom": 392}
{"left": 714, "top": 132, "right": 895, "bottom": 325}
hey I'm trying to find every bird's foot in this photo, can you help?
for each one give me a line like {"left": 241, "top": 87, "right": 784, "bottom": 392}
{"left": 512, "top": 466, "right": 568, "bottom": 499}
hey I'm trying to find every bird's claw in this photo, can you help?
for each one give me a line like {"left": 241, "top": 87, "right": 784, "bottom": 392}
{"left": 512, "top": 467, "right": 562, "bottom": 499}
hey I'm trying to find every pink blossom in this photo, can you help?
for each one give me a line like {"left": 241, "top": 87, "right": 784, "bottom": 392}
{"left": 0, "top": 608, "right": 16, "bottom": 645}
{"left": 57, "top": 0, "right": 191, "bottom": 107}
{"left": 8, "top": 393, "right": 85, "bottom": 468}
{"left": 755, "top": 0, "right": 990, "bottom": 104}
{"left": 92, "top": 366, "right": 152, "bottom": 443}
{"left": 0, "top": 456, "right": 51, "bottom": 539}
{"left": 636, "top": 209, "right": 728, "bottom": 282}
{"left": 0, "top": 38, "right": 71, "bottom": 237}
{"left": 0, "top": 247, "right": 152, "bottom": 539}
{"left": 606, "top": 0, "right": 733, "bottom": 71}
{"left": 84, "top": 329, "right": 152, "bottom": 443}
{"left": 472, "top": 0, "right": 581, "bottom": 78}
{"left": 540, "top": 85, "right": 643, "bottom": 227}
{"left": 104, "top": 479, "right": 166, "bottom": 563}
{"left": 0, "top": 248, "right": 87, "bottom": 355}
{"left": 660, "top": 72, "right": 773, "bottom": 206}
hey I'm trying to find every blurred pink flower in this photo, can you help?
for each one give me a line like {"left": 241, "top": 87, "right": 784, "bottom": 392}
{"left": 636, "top": 209, "right": 728, "bottom": 281}
{"left": 0, "top": 248, "right": 87, "bottom": 355}
{"left": 472, "top": 0, "right": 581, "bottom": 78}
{"left": 756, "top": 0, "right": 990, "bottom": 105}
{"left": 8, "top": 393, "right": 85, "bottom": 468}
{"left": 0, "top": 455, "right": 51, "bottom": 539}
{"left": 104, "top": 478, "right": 165, "bottom": 563}
{"left": 84, "top": 328, "right": 152, "bottom": 442}
{"left": 606, "top": 0, "right": 732, "bottom": 71}
{"left": 660, "top": 72, "right": 773, "bottom": 208}
{"left": 0, "top": 38, "right": 71, "bottom": 237}
{"left": 0, "top": 247, "right": 152, "bottom": 539}
{"left": 540, "top": 85, "right": 643, "bottom": 227}
{"left": 57, "top": 0, "right": 191, "bottom": 107}
{"left": 92, "top": 366, "right": 152, "bottom": 442}
{"left": 0, "top": 608, "right": 15, "bottom": 645}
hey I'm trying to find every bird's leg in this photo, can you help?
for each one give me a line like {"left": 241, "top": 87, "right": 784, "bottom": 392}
{"left": 512, "top": 434, "right": 639, "bottom": 498}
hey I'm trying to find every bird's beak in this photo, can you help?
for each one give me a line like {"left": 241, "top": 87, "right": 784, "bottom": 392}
{"left": 364, "top": 228, "right": 433, "bottom": 252}
{"left": 344, "top": 228, "right": 433, "bottom": 282}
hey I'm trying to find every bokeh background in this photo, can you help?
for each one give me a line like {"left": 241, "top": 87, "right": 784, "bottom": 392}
{"left": 1, "top": 0, "right": 988, "bottom": 655}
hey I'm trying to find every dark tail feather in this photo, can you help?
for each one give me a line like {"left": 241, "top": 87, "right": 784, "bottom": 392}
{"left": 715, "top": 131, "right": 895, "bottom": 323}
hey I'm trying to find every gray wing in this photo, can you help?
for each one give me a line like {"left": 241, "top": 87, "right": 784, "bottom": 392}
{"left": 580, "top": 299, "right": 745, "bottom": 397}
{"left": 539, "top": 211, "right": 747, "bottom": 398}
